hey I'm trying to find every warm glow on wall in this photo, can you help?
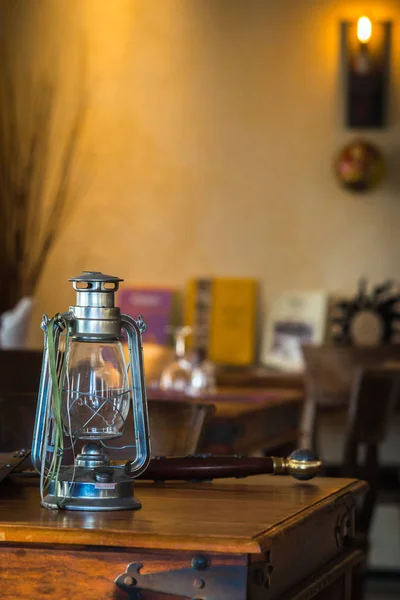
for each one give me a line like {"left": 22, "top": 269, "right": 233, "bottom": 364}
{"left": 357, "top": 16, "right": 372, "bottom": 43}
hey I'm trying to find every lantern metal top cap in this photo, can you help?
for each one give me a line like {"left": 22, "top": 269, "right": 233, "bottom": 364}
{"left": 68, "top": 271, "right": 124, "bottom": 338}
{"left": 69, "top": 271, "right": 123, "bottom": 284}
{"left": 69, "top": 271, "right": 123, "bottom": 301}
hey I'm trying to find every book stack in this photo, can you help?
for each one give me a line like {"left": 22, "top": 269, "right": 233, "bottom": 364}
{"left": 261, "top": 291, "right": 329, "bottom": 372}
{"left": 118, "top": 287, "right": 179, "bottom": 345}
{"left": 185, "top": 278, "right": 258, "bottom": 366}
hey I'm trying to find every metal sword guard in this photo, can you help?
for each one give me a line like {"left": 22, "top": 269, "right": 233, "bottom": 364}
{"left": 273, "top": 449, "right": 322, "bottom": 480}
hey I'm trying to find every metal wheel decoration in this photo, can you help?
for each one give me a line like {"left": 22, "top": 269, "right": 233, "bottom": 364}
{"left": 330, "top": 279, "right": 400, "bottom": 346}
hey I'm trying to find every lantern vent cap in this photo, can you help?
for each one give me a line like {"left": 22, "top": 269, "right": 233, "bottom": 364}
{"left": 69, "top": 271, "right": 123, "bottom": 284}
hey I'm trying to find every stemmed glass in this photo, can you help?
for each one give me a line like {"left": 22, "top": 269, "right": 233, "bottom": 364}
{"left": 159, "top": 326, "right": 194, "bottom": 393}
{"left": 159, "top": 326, "right": 216, "bottom": 395}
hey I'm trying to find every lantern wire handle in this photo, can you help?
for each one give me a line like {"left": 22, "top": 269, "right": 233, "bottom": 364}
{"left": 40, "top": 314, "right": 72, "bottom": 507}
{"left": 59, "top": 329, "right": 78, "bottom": 508}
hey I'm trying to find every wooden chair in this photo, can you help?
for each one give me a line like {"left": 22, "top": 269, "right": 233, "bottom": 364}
{"left": 341, "top": 365, "right": 400, "bottom": 600}
{"left": 301, "top": 346, "right": 400, "bottom": 599}
{"left": 342, "top": 365, "right": 400, "bottom": 536}
{"left": 300, "top": 345, "right": 400, "bottom": 450}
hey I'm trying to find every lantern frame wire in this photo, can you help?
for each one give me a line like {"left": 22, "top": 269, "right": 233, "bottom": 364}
{"left": 38, "top": 314, "right": 75, "bottom": 508}
{"left": 38, "top": 317, "right": 140, "bottom": 508}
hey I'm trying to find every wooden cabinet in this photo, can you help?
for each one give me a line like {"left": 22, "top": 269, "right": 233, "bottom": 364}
{"left": 0, "top": 475, "right": 366, "bottom": 599}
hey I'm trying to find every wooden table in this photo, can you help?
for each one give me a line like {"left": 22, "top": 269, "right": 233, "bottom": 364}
{"left": 147, "top": 387, "right": 304, "bottom": 455}
{"left": 0, "top": 474, "right": 366, "bottom": 599}
{"left": 216, "top": 366, "right": 305, "bottom": 391}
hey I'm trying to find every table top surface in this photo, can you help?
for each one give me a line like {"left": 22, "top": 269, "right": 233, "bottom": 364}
{"left": 0, "top": 475, "right": 366, "bottom": 554}
{"left": 147, "top": 387, "right": 304, "bottom": 418}
{"left": 216, "top": 366, "right": 305, "bottom": 389}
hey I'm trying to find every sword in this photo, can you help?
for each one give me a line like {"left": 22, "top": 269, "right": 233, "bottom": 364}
{"left": 132, "top": 449, "right": 321, "bottom": 482}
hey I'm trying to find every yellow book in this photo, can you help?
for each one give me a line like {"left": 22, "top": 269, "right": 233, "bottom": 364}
{"left": 185, "top": 278, "right": 257, "bottom": 365}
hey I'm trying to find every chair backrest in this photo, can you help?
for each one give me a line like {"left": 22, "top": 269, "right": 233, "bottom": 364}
{"left": 345, "top": 365, "right": 400, "bottom": 449}
{"left": 302, "top": 345, "right": 400, "bottom": 408}
{"left": 342, "top": 365, "right": 400, "bottom": 535}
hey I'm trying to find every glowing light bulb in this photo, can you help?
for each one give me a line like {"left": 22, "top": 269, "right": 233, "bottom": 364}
{"left": 357, "top": 16, "right": 372, "bottom": 43}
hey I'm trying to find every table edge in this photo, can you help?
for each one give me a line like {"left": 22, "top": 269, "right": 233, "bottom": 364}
{"left": 254, "top": 479, "right": 368, "bottom": 551}
{"left": 0, "top": 479, "right": 368, "bottom": 555}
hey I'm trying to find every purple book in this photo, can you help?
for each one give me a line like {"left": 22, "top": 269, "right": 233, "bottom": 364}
{"left": 118, "top": 288, "right": 175, "bottom": 345}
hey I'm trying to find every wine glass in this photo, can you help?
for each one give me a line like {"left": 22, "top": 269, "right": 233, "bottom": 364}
{"left": 159, "top": 326, "right": 194, "bottom": 392}
{"left": 159, "top": 326, "right": 216, "bottom": 395}
{"left": 189, "top": 347, "right": 216, "bottom": 396}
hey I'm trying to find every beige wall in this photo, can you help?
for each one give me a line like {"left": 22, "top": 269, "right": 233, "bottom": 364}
{"left": 2, "top": 0, "right": 400, "bottom": 347}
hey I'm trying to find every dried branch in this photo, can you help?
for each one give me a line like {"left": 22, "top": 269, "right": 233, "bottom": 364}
{"left": 0, "top": 43, "right": 87, "bottom": 314}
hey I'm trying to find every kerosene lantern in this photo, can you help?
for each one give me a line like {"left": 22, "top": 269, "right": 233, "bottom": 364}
{"left": 32, "top": 272, "right": 151, "bottom": 511}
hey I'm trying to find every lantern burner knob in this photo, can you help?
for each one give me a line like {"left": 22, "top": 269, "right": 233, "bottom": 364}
{"left": 75, "top": 443, "right": 110, "bottom": 469}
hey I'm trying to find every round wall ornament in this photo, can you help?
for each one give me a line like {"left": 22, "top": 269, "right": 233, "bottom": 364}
{"left": 334, "top": 139, "right": 386, "bottom": 192}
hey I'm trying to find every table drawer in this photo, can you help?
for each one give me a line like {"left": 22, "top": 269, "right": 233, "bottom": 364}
{"left": 0, "top": 545, "right": 246, "bottom": 600}
{"left": 281, "top": 550, "right": 363, "bottom": 600}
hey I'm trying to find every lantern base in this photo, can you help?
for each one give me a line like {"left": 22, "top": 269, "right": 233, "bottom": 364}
{"left": 42, "top": 492, "right": 141, "bottom": 511}
{"left": 43, "top": 466, "right": 141, "bottom": 511}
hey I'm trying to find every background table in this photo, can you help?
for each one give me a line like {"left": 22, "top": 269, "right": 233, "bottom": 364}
{"left": 147, "top": 387, "right": 304, "bottom": 455}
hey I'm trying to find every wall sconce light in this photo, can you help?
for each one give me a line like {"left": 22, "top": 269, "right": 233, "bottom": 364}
{"left": 341, "top": 16, "right": 391, "bottom": 128}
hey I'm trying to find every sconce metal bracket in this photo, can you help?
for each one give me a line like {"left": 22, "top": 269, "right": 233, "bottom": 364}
{"left": 340, "top": 20, "right": 391, "bottom": 128}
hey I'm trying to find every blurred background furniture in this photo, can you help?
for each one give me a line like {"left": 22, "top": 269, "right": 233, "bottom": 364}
{"left": 216, "top": 365, "right": 305, "bottom": 390}
{"left": 0, "top": 349, "right": 215, "bottom": 458}
{"left": 123, "top": 399, "right": 215, "bottom": 457}
{"left": 0, "top": 350, "right": 42, "bottom": 452}
{"left": 147, "top": 386, "right": 303, "bottom": 456}
{"left": 300, "top": 345, "right": 400, "bottom": 450}
{"left": 342, "top": 365, "right": 400, "bottom": 537}
{"left": 0, "top": 348, "right": 304, "bottom": 460}
{"left": 338, "top": 364, "right": 400, "bottom": 600}
{"left": 301, "top": 345, "right": 400, "bottom": 593}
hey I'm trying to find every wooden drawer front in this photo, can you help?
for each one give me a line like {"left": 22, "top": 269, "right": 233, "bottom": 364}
{"left": 249, "top": 495, "right": 356, "bottom": 599}
{"left": 0, "top": 545, "right": 247, "bottom": 600}
{"left": 281, "top": 550, "right": 363, "bottom": 600}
